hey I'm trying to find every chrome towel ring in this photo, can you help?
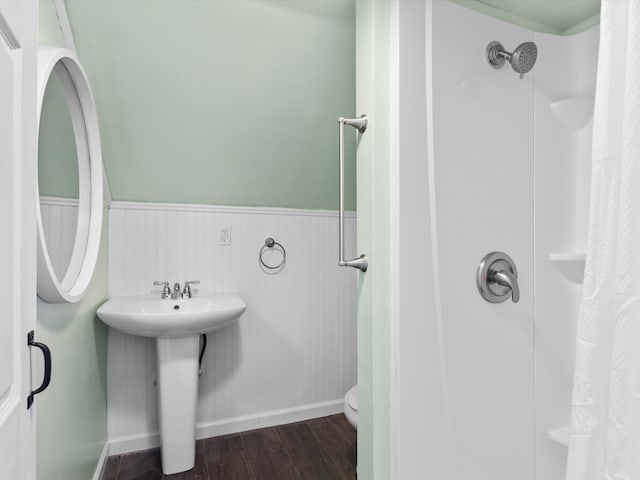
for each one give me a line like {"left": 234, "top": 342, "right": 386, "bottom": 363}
{"left": 259, "top": 237, "right": 286, "bottom": 271}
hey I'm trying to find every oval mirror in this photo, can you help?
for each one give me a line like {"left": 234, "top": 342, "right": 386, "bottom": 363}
{"left": 36, "top": 47, "right": 103, "bottom": 303}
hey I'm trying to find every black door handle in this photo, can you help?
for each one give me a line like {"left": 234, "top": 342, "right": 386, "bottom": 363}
{"left": 27, "top": 330, "right": 52, "bottom": 409}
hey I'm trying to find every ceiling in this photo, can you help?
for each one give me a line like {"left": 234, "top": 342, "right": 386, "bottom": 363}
{"left": 451, "top": 0, "right": 601, "bottom": 35}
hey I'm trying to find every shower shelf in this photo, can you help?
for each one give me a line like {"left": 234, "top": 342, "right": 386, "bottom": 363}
{"left": 548, "top": 427, "right": 570, "bottom": 447}
{"left": 549, "top": 252, "right": 586, "bottom": 284}
{"left": 549, "top": 95, "right": 595, "bottom": 131}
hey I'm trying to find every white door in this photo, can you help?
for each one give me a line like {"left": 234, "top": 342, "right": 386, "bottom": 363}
{"left": 0, "top": 2, "right": 37, "bottom": 479}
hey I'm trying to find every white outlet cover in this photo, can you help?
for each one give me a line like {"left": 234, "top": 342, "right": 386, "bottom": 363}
{"left": 219, "top": 226, "right": 231, "bottom": 246}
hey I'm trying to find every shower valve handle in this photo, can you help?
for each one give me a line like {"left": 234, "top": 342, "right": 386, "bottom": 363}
{"left": 491, "top": 270, "right": 520, "bottom": 303}
{"left": 477, "top": 252, "right": 520, "bottom": 304}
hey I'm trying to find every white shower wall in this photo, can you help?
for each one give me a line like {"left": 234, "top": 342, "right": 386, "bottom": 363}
{"left": 106, "top": 202, "right": 357, "bottom": 453}
{"left": 421, "top": 2, "right": 598, "bottom": 480}
{"left": 430, "top": 3, "right": 535, "bottom": 477}
{"left": 534, "top": 27, "right": 598, "bottom": 480}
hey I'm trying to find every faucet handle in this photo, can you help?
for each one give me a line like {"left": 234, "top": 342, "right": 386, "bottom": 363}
{"left": 183, "top": 280, "right": 200, "bottom": 298}
{"left": 153, "top": 281, "right": 171, "bottom": 298}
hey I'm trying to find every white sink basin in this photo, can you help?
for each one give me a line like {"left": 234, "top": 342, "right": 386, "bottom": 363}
{"left": 96, "top": 294, "right": 246, "bottom": 338}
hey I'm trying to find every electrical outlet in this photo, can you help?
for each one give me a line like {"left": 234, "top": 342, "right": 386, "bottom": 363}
{"left": 219, "top": 226, "right": 231, "bottom": 246}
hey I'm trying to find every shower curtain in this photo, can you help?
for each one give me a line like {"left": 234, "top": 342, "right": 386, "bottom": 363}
{"left": 566, "top": 1, "right": 640, "bottom": 479}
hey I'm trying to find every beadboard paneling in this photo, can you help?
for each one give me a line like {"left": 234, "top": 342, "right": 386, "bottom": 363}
{"left": 106, "top": 202, "right": 357, "bottom": 449}
{"left": 39, "top": 197, "right": 79, "bottom": 280}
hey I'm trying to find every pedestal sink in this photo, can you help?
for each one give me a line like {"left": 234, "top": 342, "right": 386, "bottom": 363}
{"left": 97, "top": 293, "right": 246, "bottom": 474}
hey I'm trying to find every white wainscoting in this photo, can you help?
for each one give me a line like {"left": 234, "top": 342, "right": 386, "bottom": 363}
{"left": 39, "top": 196, "right": 79, "bottom": 279}
{"left": 107, "top": 202, "right": 357, "bottom": 453}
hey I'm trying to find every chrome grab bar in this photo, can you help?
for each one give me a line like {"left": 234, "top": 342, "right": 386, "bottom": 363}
{"left": 338, "top": 115, "right": 368, "bottom": 272}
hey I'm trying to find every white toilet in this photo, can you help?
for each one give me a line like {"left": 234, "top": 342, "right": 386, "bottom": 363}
{"left": 344, "top": 385, "right": 358, "bottom": 429}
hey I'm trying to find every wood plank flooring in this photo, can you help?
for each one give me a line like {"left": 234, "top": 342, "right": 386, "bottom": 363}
{"left": 102, "top": 414, "right": 357, "bottom": 480}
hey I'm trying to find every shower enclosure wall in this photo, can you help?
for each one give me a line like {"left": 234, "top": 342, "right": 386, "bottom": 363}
{"left": 383, "top": 2, "right": 598, "bottom": 478}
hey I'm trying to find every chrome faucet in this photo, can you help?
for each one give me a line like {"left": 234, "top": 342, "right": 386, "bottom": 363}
{"left": 152, "top": 280, "right": 200, "bottom": 299}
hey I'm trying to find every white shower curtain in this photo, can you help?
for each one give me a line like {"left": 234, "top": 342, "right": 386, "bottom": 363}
{"left": 566, "top": 1, "right": 640, "bottom": 479}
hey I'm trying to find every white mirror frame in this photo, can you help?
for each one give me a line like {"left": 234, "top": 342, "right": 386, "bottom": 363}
{"left": 36, "top": 46, "right": 103, "bottom": 303}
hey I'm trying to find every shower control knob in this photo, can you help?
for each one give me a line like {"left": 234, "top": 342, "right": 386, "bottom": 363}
{"left": 477, "top": 252, "right": 520, "bottom": 303}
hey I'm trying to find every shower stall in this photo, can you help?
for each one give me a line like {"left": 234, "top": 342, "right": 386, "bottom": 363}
{"left": 356, "top": 1, "right": 599, "bottom": 478}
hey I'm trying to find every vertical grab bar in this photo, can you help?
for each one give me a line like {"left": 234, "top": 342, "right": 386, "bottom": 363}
{"left": 338, "top": 115, "right": 368, "bottom": 272}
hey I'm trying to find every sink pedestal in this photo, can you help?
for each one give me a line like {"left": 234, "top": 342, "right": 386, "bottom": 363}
{"left": 156, "top": 336, "right": 199, "bottom": 475}
{"left": 96, "top": 294, "right": 247, "bottom": 475}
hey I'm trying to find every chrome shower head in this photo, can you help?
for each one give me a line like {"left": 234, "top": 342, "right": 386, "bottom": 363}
{"left": 511, "top": 42, "right": 537, "bottom": 75}
{"left": 487, "top": 41, "right": 537, "bottom": 79}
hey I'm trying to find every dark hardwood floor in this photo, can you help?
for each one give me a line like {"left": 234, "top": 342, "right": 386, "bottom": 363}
{"left": 102, "top": 414, "right": 357, "bottom": 480}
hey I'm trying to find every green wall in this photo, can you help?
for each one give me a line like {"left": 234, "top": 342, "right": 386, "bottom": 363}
{"left": 64, "top": 0, "right": 356, "bottom": 211}
{"left": 38, "top": 70, "right": 79, "bottom": 198}
{"left": 356, "top": 0, "right": 392, "bottom": 478}
{"left": 36, "top": 216, "right": 109, "bottom": 480}
{"left": 37, "top": 2, "right": 109, "bottom": 480}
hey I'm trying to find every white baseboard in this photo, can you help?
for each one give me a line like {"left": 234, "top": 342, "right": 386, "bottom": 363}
{"left": 195, "top": 399, "right": 344, "bottom": 440}
{"left": 108, "top": 399, "right": 344, "bottom": 456}
{"left": 92, "top": 442, "right": 110, "bottom": 480}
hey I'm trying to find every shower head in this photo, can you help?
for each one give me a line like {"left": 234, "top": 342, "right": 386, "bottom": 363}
{"left": 511, "top": 42, "right": 537, "bottom": 75}
{"left": 486, "top": 41, "right": 537, "bottom": 79}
